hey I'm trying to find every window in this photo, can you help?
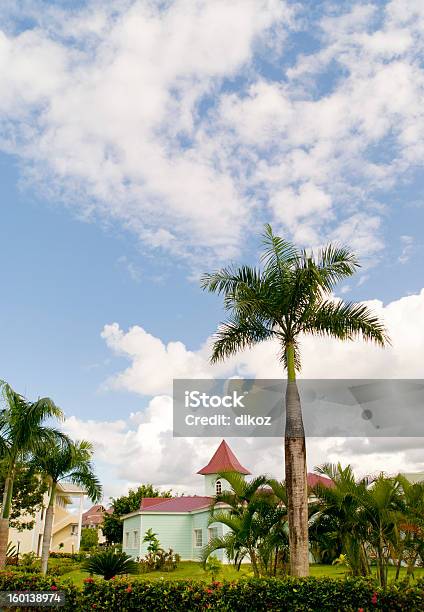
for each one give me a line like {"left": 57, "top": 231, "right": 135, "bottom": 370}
{"left": 133, "top": 531, "right": 139, "bottom": 547}
{"left": 208, "top": 527, "right": 218, "bottom": 542}
{"left": 40, "top": 507, "right": 44, "bottom": 521}
{"left": 70, "top": 525, "right": 78, "bottom": 536}
{"left": 215, "top": 480, "right": 222, "bottom": 495}
{"left": 125, "top": 532, "right": 130, "bottom": 547}
{"left": 194, "top": 529, "right": 203, "bottom": 547}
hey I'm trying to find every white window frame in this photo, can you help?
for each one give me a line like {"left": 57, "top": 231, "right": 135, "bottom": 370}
{"left": 208, "top": 527, "right": 218, "bottom": 542}
{"left": 215, "top": 480, "right": 222, "bottom": 495}
{"left": 194, "top": 529, "right": 203, "bottom": 547}
{"left": 133, "top": 530, "right": 139, "bottom": 547}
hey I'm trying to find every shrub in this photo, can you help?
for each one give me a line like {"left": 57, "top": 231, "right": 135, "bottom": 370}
{"left": 83, "top": 548, "right": 139, "bottom": 580}
{"left": 0, "top": 571, "right": 423, "bottom": 611}
{"left": 138, "top": 548, "right": 179, "bottom": 573}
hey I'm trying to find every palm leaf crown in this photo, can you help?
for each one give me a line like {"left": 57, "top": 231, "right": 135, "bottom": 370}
{"left": 201, "top": 224, "right": 389, "bottom": 370}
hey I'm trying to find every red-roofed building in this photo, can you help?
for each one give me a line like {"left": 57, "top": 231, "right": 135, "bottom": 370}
{"left": 82, "top": 504, "right": 113, "bottom": 544}
{"left": 307, "top": 473, "right": 335, "bottom": 489}
{"left": 122, "top": 440, "right": 249, "bottom": 562}
{"left": 121, "top": 441, "right": 338, "bottom": 564}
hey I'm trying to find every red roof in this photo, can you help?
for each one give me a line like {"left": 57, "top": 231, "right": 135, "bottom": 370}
{"left": 307, "top": 473, "right": 335, "bottom": 489}
{"left": 140, "top": 496, "right": 213, "bottom": 513}
{"left": 140, "top": 497, "right": 172, "bottom": 510}
{"left": 197, "top": 440, "right": 251, "bottom": 475}
{"left": 82, "top": 504, "right": 110, "bottom": 526}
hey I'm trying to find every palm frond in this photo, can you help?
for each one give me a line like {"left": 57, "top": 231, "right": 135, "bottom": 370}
{"left": 210, "top": 316, "right": 274, "bottom": 363}
{"left": 304, "top": 299, "right": 390, "bottom": 346}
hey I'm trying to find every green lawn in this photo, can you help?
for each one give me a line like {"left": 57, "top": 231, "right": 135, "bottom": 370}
{"left": 59, "top": 562, "right": 424, "bottom": 587}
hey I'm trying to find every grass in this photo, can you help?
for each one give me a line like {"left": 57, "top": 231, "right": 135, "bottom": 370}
{"left": 57, "top": 562, "right": 424, "bottom": 587}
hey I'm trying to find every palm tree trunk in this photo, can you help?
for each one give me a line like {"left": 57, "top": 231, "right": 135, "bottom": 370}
{"left": 249, "top": 547, "right": 260, "bottom": 577}
{"left": 0, "top": 466, "right": 15, "bottom": 569}
{"left": 41, "top": 482, "right": 56, "bottom": 575}
{"left": 285, "top": 343, "right": 309, "bottom": 577}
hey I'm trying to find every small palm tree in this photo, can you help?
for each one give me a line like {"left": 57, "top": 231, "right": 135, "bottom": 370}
{"left": 202, "top": 472, "right": 269, "bottom": 577}
{"left": 83, "top": 548, "right": 139, "bottom": 580}
{"left": 359, "top": 474, "right": 403, "bottom": 588}
{"left": 311, "top": 463, "right": 369, "bottom": 576}
{"left": 32, "top": 439, "right": 102, "bottom": 574}
{"left": 201, "top": 224, "right": 389, "bottom": 576}
{"left": 0, "top": 380, "right": 66, "bottom": 568}
{"left": 395, "top": 475, "right": 424, "bottom": 579}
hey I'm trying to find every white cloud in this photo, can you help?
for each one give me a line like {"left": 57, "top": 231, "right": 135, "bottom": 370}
{"left": 1, "top": 1, "right": 424, "bottom": 267}
{"left": 398, "top": 235, "right": 414, "bottom": 264}
{"left": 64, "top": 289, "right": 424, "bottom": 499}
{"left": 0, "top": 0, "right": 291, "bottom": 263}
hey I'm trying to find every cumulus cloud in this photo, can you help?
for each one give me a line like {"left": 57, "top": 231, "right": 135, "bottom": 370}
{"left": 64, "top": 289, "right": 424, "bottom": 499}
{"left": 1, "top": 1, "right": 424, "bottom": 267}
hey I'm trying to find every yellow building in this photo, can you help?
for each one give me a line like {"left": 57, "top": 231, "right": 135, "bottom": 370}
{"left": 9, "top": 482, "right": 86, "bottom": 556}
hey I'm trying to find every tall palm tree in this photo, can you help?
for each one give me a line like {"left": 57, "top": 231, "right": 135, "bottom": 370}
{"left": 32, "top": 439, "right": 102, "bottom": 574}
{"left": 201, "top": 224, "right": 389, "bottom": 576}
{"left": 0, "top": 380, "right": 66, "bottom": 568}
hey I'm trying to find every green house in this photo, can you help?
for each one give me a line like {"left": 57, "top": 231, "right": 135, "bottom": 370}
{"left": 121, "top": 440, "right": 251, "bottom": 562}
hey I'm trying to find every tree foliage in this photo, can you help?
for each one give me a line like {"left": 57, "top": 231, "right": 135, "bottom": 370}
{"left": 0, "top": 460, "right": 48, "bottom": 530}
{"left": 80, "top": 527, "right": 99, "bottom": 551}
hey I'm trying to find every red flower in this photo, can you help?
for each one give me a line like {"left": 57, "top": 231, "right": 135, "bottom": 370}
{"left": 92, "top": 605, "right": 97, "bottom": 609}
{"left": 126, "top": 587, "right": 132, "bottom": 593}
{"left": 50, "top": 585, "right": 58, "bottom": 591}
{"left": 84, "top": 577, "right": 95, "bottom": 584}
{"left": 358, "top": 608, "right": 364, "bottom": 612}
{"left": 212, "top": 581, "right": 222, "bottom": 587}
{"left": 371, "top": 592, "right": 378, "bottom": 605}
{"left": 206, "top": 588, "right": 213, "bottom": 594}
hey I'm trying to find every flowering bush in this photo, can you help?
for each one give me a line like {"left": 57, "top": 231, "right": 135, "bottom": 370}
{"left": 0, "top": 571, "right": 422, "bottom": 611}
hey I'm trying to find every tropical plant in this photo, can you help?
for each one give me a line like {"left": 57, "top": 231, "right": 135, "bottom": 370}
{"left": 201, "top": 224, "right": 389, "bottom": 575}
{"left": 143, "top": 528, "right": 160, "bottom": 554}
{"left": 201, "top": 471, "right": 269, "bottom": 577}
{"left": 204, "top": 555, "right": 222, "bottom": 581}
{"left": 83, "top": 548, "right": 139, "bottom": 580}
{"left": 0, "top": 380, "right": 66, "bottom": 568}
{"left": 359, "top": 474, "right": 403, "bottom": 588}
{"left": 31, "top": 439, "right": 102, "bottom": 575}
{"left": 201, "top": 471, "right": 289, "bottom": 577}
{"left": 395, "top": 475, "right": 424, "bottom": 580}
{"left": 311, "top": 463, "right": 369, "bottom": 577}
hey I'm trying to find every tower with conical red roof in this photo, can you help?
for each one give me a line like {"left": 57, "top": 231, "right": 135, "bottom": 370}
{"left": 197, "top": 440, "right": 251, "bottom": 496}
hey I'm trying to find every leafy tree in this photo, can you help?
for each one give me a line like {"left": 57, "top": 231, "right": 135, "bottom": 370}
{"left": 0, "top": 460, "right": 48, "bottom": 530}
{"left": 83, "top": 548, "right": 139, "bottom": 580}
{"left": 201, "top": 224, "right": 389, "bottom": 576}
{"left": 103, "top": 485, "right": 172, "bottom": 545}
{"left": 31, "top": 439, "right": 102, "bottom": 575}
{"left": 80, "top": 527, "right": 99, "bottom": 550}
{"left": 0, "top": 380, "right": 66, "bottom": 568}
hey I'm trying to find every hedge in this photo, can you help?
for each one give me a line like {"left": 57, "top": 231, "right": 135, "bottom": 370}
{"left": 0, "top": 571, "right": 422, "bottom": 611}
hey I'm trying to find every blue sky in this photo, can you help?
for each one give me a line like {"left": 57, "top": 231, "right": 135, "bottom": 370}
{"left": 1, "top": 0, "right": 423, "bottom": 499}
